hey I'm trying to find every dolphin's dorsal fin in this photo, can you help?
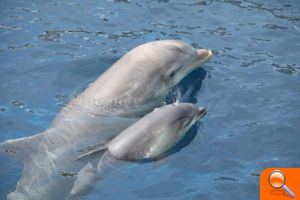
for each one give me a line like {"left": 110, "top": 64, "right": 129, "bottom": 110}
{"left": 75, "top": 145, "right": 108, "bottom": 160}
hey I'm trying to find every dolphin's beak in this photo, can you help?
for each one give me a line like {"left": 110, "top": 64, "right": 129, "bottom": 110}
{"left": 197, "top": 107, "right": 207, "bottom": 119}
{"left": 196, "top": 49, "right": 213, "bottom": 61}
{"left": 189, "top": 49, "right": 212, "bottom": 69}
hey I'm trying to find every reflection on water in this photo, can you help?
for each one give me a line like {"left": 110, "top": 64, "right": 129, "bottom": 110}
{"left": 0, "top": 0, "right": 299, "bottom": 199}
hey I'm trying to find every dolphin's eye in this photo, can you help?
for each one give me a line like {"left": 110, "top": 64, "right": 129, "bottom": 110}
{"left": 168, "top": 68, "right": 180, "bottom": 78}
{"left": 169, "top": 71, "right": 176, "bottom": 77}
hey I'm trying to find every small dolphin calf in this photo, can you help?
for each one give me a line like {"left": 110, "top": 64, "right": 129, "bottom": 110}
{"left": 0, "top": 40, "right": 212, "bottom": 199}
{"left": 69, "top": 103, "right": 207, "bottom": 199}
{"left": 76, "top": 103, "right": 206, "bottom": 160}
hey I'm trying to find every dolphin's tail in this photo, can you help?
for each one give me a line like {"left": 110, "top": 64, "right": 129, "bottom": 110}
{"left": 0, "top": 136, "right": 39, "bottom": 161}
{"left": 0, "top": 133, "right": 56, "bottom": 200}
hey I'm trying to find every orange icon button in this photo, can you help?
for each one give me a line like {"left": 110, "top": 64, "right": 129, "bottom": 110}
{"left": 269, "top": 170, "right": 295, "bottom": 198}
{"left": 261, "top": 168, "right": 300, "bottom": 200}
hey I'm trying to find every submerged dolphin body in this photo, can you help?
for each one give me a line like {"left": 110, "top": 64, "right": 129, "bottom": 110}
{"left": 68, "top": 103, "right": 207, "bottom": 199}
{"left": 0, "top": 40, "right": 212, "bottom": 199}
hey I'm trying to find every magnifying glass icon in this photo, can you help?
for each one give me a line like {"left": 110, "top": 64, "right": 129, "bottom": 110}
{"left": 268, "top": 170, "right": 295, "bottom": 198}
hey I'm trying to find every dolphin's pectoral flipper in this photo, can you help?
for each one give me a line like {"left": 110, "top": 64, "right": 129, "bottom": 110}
{"left": 67, "top": 162, "right": 98, "bottom": 200}
{"left": 75, "top": 145, "right": 108, "bottom": 160}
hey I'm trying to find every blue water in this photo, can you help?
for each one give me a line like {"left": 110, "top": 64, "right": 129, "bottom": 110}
{"left": 0, "top": 0, "right": 300, "bottom": 199}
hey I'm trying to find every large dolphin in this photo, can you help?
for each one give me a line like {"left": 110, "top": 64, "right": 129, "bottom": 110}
{"left": 0, "top": 40, "right": 212, "bottom": 199}
{"left": 68, "top": 103, "right": 207, "bottom": 199}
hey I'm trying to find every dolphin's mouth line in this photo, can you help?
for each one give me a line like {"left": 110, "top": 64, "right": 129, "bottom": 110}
{"left": 200, "top": 110, "right": 207, "bottom": 118}
{"left": 195, "top": 108, "right": 207, "bottom": 120}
